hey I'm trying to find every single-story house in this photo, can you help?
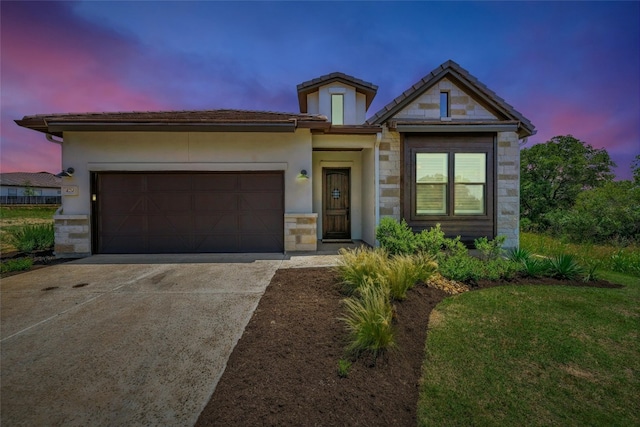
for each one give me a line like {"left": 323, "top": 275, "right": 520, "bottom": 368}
{"left": 0, "top": 172, "right": 62, "bottom": 205}
{"left": 15, "top": 60, "right": 534, "bottom": 258}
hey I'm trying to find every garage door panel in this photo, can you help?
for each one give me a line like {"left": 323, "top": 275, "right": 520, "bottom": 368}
{"left": 100, "top": 174, "right": 145, "bottom": 192}
{"left": 147, "top": 215, "right": 192, "bottom": 234}
{"left": 239, "top": 193, "right": 282, "bottom": 210}
{"left": 193, "top": 174, "right": 239, "bottom": 191}
{"left": 96, "top": 172, "right": 283, "bottom": 253}
{"left": 101, "top": 235, "right": 148, "bottom": 253}
{"left": 240, "top": 174, "right": 282, "bottom": 190}
{"left": 101, "top": 215, "right": 147, "bottom": 233}
{"left": 101, "top": 194, "right": 146, "bottom": 213}
{"left": 193, "top": 193, "right": 237, "bottom": 211}
{"left": 239, "top": 214, "right": 282, "bottom": 232}
{"left": 147, "top": 194, "right": 192, "bottom": 212}
{"left": 146, "top": 174, "right": 192, "bottom": 191}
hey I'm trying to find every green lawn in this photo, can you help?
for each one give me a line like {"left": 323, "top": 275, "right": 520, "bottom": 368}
{"left": 521, "top": 232, "right": 640, "bottom": 277}
{"left": 418, "top": 272, "right": 639, "bottom": 426}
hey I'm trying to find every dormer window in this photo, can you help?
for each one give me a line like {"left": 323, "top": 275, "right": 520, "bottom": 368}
{"left": 331, "top": 94, "right": 344, "bottom": 125}
{"left": 440, "top": 91, "right": 450, "bottom": 118}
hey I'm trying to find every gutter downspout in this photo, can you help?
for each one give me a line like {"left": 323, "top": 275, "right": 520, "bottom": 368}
{"left": 46, "top": 133, "right": 63, "bottom": 144}
{"left": 374, "top": 131, "right": 382, "bottom": 246}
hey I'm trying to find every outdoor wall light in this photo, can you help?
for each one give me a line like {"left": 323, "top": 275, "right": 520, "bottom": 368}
{"left": 297, "top": 169, "right": 309, "bottom": 180}
{"left": 56, "top": 167, "right": 75, "bottom": 178}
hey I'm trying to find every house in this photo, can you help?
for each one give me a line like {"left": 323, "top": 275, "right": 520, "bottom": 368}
{"left": 15, "top": 60, "right": 534, "bottom": 258}
{"left": 0, "top": 172, "right": 61, "bottom": 205}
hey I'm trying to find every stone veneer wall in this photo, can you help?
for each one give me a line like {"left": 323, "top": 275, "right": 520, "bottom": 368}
{"left": 53, "top": 209, "right": 91, "bottom": 258}
{"left": 496, "top": 131, "right": 520, "bottom": 249}
{"left": 284, "top": 213, "right": 318, "bottom": 252}
{"left": 377, "top": 127, "right": 520, "bottom": 249}
{"left": 378, "top": 127, "right": 402, "bottom": 221}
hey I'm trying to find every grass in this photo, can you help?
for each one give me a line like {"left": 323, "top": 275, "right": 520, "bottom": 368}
{"left": 418, "top": 273, "right": 640, "bottom": 426}
{"left": 521, "top": 232, "right": 640, "bottom": 277}
{"left": 0, "top": 257, "right": 33, "bottom": 273}
{"left": 0, "top": 206, "right": 57, "bottom": 253}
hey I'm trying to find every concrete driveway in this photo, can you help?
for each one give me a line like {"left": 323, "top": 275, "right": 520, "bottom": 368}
{"left": 1, "top": 253, "right": 318, "bottom": 426}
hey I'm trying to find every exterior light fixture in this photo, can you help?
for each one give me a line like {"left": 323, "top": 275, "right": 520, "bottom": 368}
{"left": 297, "top": 169, "right": 309, "bottom": 180}
{"left": 56, "top": 167, "right": 75, "bottom": 177}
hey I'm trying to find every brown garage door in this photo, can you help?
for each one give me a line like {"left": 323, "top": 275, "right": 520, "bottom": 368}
{"left": 94, "top": 172, "right": 284, "bottom": 253}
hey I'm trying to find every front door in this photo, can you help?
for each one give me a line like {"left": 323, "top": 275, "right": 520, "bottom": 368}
{"left": 323, "top": 168, "right": 351, "bottom": 240}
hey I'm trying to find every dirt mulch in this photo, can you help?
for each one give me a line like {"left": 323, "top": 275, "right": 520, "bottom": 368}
{"left": 196, "top": 267, "right": 622, "bottom": 427}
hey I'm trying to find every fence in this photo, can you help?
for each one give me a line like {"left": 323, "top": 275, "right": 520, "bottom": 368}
{"left": 0, "top": 196, "right": 62, "bottom": 205}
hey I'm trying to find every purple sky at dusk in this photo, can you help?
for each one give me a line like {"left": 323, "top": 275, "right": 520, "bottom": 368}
{"left": 1, "top": 1, "right": 638, "bottom": 179}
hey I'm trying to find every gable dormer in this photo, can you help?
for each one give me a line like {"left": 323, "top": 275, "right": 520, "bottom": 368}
{"left": 297, "top": 72, "right": 378, "bottom": 125}
{"left": 367, "top": 60, "right": 535, "bottom": 138}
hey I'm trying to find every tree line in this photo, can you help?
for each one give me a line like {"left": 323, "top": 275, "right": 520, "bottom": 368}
{"left": 520, "top": 135, "right": 639, "bottom": 245}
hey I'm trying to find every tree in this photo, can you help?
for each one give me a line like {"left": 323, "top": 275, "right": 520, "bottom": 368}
{"left": 520, "top": 135, "right": 616, "bottom": 224}
{"left": 633, "top": 154, "right": 640, "bottom": 186}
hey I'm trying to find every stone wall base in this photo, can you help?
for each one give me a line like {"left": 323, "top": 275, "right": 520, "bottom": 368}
{"left": 284, "top": 213, "right": 318, "bottom": 252}
{"left": 54, "top": 209, "right": 91, "bottom": 258}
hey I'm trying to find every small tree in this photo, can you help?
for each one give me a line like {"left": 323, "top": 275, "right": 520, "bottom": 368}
{"left": 520, "top": 135, "right": 616, "bottom": 225}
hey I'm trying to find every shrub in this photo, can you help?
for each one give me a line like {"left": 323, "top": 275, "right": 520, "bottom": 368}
{"left": 336, "top": 247, "right": 388, "bottom": 295}
{"left": 375, "top": 218, "right": 416, "bottom": 255}
{"left": 415, "top": 224, "right": 446, "bottom": 256}
{"left": 0, "top": 257, "right": 33, "bottom": 273}
{"left": 412, "top": 252, "right": 439, "bottom": 283}
{"left": 438, "top": 254, "right": 482, "bottom": 283}
{"left": 547, "top": 254, "right": 583, "bottom": 280}
{"left": 474, "top": 235, "right": 506, "bottom": 261}
{"left": 9, "top": 224, "right": 54, "bottom": 253}
{"left": 341, "top": 279, "right": 395, "bottom": 358}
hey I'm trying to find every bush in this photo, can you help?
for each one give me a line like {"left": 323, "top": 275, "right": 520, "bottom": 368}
{"left": 508, "top": 247, "right": 531, "bottom": 263}
{"left": 375, "top": 218, "right": 417, "bottom": 255}
{"left": 341, "top": 278, "right": 395, "bottom": 358}
{"left": 415, "top": 224, "right": 447, "bottom": 256}
{"left": 474, "top": 235, "right": 506, "bottom": 261}
{"left": 520, "top": 257, "right": 548, "bottom": 278}
{"left": 9, "top": 224, "right": 54, "bottom": 253}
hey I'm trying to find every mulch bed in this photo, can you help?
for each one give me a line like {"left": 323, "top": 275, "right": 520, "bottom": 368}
{"left": 196, "top": 267, "right": 621, "bottom": 426}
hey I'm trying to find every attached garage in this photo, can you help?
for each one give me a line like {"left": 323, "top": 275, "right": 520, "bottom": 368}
{"left": 93, "top": 171, "right": 284, "bottom": 254}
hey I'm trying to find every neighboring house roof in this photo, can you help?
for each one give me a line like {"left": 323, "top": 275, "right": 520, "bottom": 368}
{"left": 15, "top": 109, "right": 333, "bottom": 136}
{"left": 297, "top": 72, "right": 378, "bottom": 113}
{"left": 0, "top": 172, "right": 61, "bottom": 188}
{"left": 367, "top": 60, "right": 536, "bottom": 138}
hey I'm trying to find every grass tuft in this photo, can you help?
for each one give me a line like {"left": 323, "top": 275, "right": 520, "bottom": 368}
{"left": 0, "top": 257, "right": 33, "bottom": 273}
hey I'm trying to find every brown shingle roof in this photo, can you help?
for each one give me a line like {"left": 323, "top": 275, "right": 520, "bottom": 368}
{"left": 15, "top": 109, "right": 330, "bottom": 136}
{"left": 297, "top": 72, "right": 378, "bottom": 113}
{"left": 367, "top": 60, "right": 536, "bottom": 137}
{"left": 0, "top": 172, "right": 61, "bottom": 188}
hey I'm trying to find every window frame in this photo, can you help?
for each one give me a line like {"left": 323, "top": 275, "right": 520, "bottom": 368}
{"left": 440, "top": 91, "right": 450, "bottom": 118}
{"left": 403, "top": 133, "right": 495, "bottom": 224}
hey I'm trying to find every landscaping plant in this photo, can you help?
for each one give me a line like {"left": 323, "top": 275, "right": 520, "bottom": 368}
{"left": 9, "top": 223, "right": 54, "bottom": 253}
{"left": 336, "top": 247, "right": 388, "bottom": 295}
{"left": 341, "top": 278, "right": 395, "bottom": 358}
{"left": 0, "top": 257, "right": 33, "bottom": 274}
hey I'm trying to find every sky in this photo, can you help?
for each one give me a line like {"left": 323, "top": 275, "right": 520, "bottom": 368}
{"left": 1, "top": 1, "right": 638, "bottom": 180}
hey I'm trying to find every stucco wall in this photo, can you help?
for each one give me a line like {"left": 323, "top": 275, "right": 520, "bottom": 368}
{"left": 61, "top": 130, "right": 313, "bottom": 215}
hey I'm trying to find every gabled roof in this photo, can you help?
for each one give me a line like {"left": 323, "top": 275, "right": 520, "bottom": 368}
{"left": 0, "top": 172, "right": 61, "bottom": 188}
{"left": 297, "top": 72, "right": 378, "bottom": 113}
{"left": 15, "top": 109, "right": 332, "bottom": 136}
{"left": 367, "top": 60, "right": 535, "bottom": 137}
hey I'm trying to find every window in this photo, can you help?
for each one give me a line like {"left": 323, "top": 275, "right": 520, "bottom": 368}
{"left": 331, "top": 94, "right": 344, "bottom": 125}
{"left": 415, "top": 152, "right": 486, "bottom": 216}
{"left": 440, "top": 91, "right": 450, "bottom": 118}
{"left": 8, "top": 188, "right": 17, "bottom": 196}
{"left": 454, "top": 153, "right": 486, "bottom": 215}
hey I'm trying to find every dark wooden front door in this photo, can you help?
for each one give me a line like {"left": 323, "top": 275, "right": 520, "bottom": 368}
{"left": 323, "top": 168, "right": 350, "bottom": 240}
